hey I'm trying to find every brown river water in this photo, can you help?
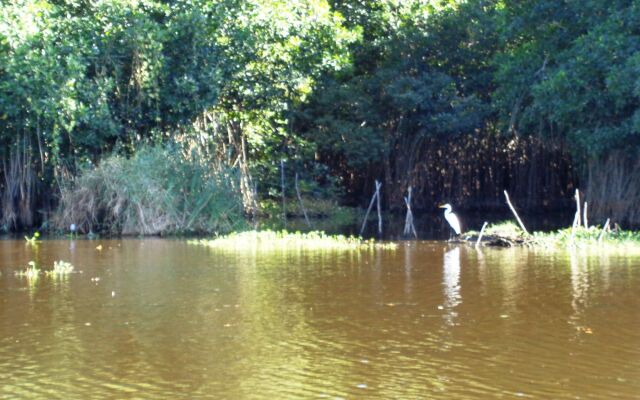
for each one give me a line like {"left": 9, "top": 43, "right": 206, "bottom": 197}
{"left": 0, "top": 239, "right": 639, "bottom": 399}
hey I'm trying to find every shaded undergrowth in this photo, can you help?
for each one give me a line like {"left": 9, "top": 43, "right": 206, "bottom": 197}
{"left": 257, "top": 198, "right": 360, "bottom": 233}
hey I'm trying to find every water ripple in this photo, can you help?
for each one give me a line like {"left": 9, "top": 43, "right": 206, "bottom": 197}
{"left": 0, "top": 240, "right": 639, "bottom": 399}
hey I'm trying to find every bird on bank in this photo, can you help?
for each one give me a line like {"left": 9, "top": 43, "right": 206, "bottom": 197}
{"left": 439, "top": 203, "right": 462, "bottom": 237}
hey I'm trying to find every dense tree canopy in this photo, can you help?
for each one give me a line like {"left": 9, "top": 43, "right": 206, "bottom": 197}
{"left": 0, "top": 0, "right": 638, "bottom": 230}
{"left": 494, "top": 0, "right": 640, "bottom": 158}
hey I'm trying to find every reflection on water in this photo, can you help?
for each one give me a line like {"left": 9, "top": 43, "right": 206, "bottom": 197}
{"left": 0, "top": 240, "right": 639, "bottom": 399}
{"left": 403, "top": 243, "right": 413, "bottom": 299}
{"left": 442, "top": 246, "right": 461, "bottom": 326}
{"left": 570, "top": 249, "right": 589, "bottom": 330}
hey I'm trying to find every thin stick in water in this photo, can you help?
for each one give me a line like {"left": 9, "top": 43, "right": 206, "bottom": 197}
{"left": 598, "top": 218, "right": 610, "bottom": 242}
{"left": 411, "top": 218, "right": 417, "bottom": 238}
{"left": 403, "top": 187, "right": 410, "bottom": 235}
{"left": 375, "top": 180, "right": 383, "bottom": 236}
{"left": 252, "top": 182, "right": 259, "bottom": 229}
{"left": 503, "top": 190, "right": 530, "bottom": 236}
{"left": 360, "top": 181, "right": 380, "bottom": 236}
{"left": 583, "top": 201, "right": 588, "bottom": 229}
{"left": 575, "top": 189, "right": 581, "bottom": 227}
{"left": 570, "top": 211, "right": 579, "bottom": 244}
{"left": 476, "top": 221, "right": 488, "bottom": 248}
{"left": 403, "top": 186, "right": 417, "bottom": 239}
{"left": 280, "top": 160, "right": 286, "bottom": 229}
{"left": 403, "top": 196, "right": 411, "bottom": 236}
{"left": 295, "top": 173, "right": 311, "bottom": 228}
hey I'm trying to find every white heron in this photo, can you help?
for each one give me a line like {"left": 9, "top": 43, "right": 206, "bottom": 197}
{"left": 439, "top": 203, "right": 461, "bottom": 236}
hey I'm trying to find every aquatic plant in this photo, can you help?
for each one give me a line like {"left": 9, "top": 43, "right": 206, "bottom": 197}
{"left": 24, "top": 231, "right": 40, "bottom": 245}
{"left": 531, "top": 226, "right": 640, "bottom": 251}
{"left": 466, "top": 220, "right": 640, "bottom": 251}
{"left": 15, "top": 261, "right": 40, "bottom": 279}
{"left": 46, "top": 261, "right": 75, "bottom": 276}
{"left": 15, "top": 260, "right": 76, "bottom": 278}
{"left": 482, "top": 221, "right": 526, "bottom": 238}
{"left": 190, "top": 230, "right": 397, "bottom": 251}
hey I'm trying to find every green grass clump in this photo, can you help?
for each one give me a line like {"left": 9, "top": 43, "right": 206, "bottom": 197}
{"left": 190, "top": 230, "right": 397, "bottom": 251}
{"left": 14, "top": 261, "right": 39, "bottom": 279}
{"left": 24, "top": 231, "right": 40, "bottom": 245}
{"left": 46, "top": 260, "right": 75, "bottom": 275}
{"left": 463, "top": 221, "right": 527, "bottom": 245}
{"left": 54, "top": 144, "right": 246, "bottom": 236}
{"left": 532, "top": 226, "right": 640, "bottom": 251}
{"left": 469, "top": 219, "right": 640, "bottom": 252}
{"left": 483, "top": 221, "right": 526, "bottom": 238}
{"left": 15, "top": 260, "right": 76, "bottom": 278}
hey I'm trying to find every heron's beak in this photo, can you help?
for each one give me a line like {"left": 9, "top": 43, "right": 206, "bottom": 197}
{"left": 438, "top": 204, "right": 446, "bottom": 208}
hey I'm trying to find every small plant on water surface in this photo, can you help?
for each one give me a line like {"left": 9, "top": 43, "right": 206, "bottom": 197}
{"left": 24, "top": 231, "right": 40, "bottom": 245}
{"left": 190, "top": 230, "right": 397, "bottom": 251}
{"left": 15, "top": 260, "right": 75, "bottom": 278}
{"left": 533, "top": 226, "right": 640, "bottom": 250}
{"left": 15, "top": 261, "right": 39, "bottom": 279}
{"left": 483, "top": 221, "right": 526, "bottom": 238}
{"left": 46, "top": 261, "right": 75, "bottom": 276}
{"left": 467, "top": 220, "right": 640, "bottom": 252}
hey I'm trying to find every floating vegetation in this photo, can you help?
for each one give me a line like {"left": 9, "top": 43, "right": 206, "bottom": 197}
{"left": 46, "top": 261, "right": 75, "bottom": 276}
{"left": 24, "top": 231, "right": 40, "bottom": 245}
{"left": 15, "top": 261, "right": 40, "bottom": 279}
{"left": 464, "top": 220, "right": 640, "bottom": 252}
{"left": 531, "top": 226, "right": 640, "bottom": 251}
{"left": 190, "top": 230, "right": 397, "bottom": 251}
{"left": 15, "top": 260, "right": 76, "bottom": 279}
{"left": 482, "top": 221, "right": 526, "bottom": 238}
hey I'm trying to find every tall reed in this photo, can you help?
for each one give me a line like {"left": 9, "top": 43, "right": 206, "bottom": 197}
{"left": 54, "top": 145, "right": 246, "bottom": 235}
